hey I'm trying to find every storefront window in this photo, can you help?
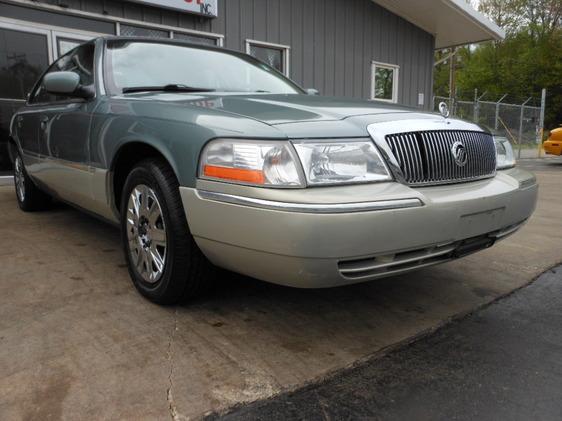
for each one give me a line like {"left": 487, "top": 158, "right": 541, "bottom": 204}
{"left": 120, "top": 24, "right": 169, "bottom": 38}
{"left": 173, "top": 32, "right": 218, "bottom": 46}
{"left": 246, "top": 40, "right": 289, "bottom": 75}
{"left": 0, "top": 27, "right": 50, "bottom": 174}
{"left": 0, "top": 28, "right": 49, "bottom": 100}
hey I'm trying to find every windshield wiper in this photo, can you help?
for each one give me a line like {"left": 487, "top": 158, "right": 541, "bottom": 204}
{"left": 122, "top": 84, "right": 215, "bottom": 94}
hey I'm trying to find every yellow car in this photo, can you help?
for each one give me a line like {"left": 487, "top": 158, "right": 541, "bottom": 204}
{"left": 544, "top": 127, "right": 562, "bottom": 156}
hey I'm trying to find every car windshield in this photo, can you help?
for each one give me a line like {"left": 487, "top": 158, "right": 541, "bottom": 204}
{"left": 105, "top": 40, "right": 303, "bottom": 95}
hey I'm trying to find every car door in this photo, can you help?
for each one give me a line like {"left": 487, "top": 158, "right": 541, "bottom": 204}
{"left": 29, "top": 43, "right": 98, "bottom": 208}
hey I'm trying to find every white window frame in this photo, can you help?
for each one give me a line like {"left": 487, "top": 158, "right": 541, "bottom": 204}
{"left": 245, "top": 39, "right": 290, "bottom": 76}
{"left": 171, "top": 30, "right": 224, "bottom": 47}
{"left": 0, "top": 17, "right": 54, "bottom": 65}
{"left": 0, "top": 17, "right": 102, "bottom": 102}
{"left": 51, "top": 30, "right": 103, "bottom": 58}
{"left": 371, "top": 61, "right": 399, "bottom": 104}
{"left": 115, "top": 22, "right": 224, "bottom": 47}
{"left": 6, "top": 0, "right": 225, "bottom": 46}
{"left": 0, "top": 16, "right": 103, "bottom": 60}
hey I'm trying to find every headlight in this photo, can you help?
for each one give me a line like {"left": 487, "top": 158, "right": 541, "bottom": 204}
{"left": 199, "top": 139, "right": 304, "bottom": 187}
{"left": 495, "top": 137, "right": 516, "bottom": 170}
{"left": 292, "top": 140, "right": 391, "bottom": 185}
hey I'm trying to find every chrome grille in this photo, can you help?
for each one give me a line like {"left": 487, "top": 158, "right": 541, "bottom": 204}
{"left": 385, "top": 130, "right": 496, "bottom": 185}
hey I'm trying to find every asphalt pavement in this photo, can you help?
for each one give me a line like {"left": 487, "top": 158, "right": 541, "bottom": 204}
{"left": 210, "top": 264, "right": 562, "bottom": 421}
{"left": 1, "top": 161, "right": 561, "bottom": 419}
{"left": 518, "top": 156, "right": 562, "bottom": 172}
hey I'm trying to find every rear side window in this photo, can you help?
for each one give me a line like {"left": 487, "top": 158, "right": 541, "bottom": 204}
{"left": 30, "top": 43, "right": 94, "bottom": 104}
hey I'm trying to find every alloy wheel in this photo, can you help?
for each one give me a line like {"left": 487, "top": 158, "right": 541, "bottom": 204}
{"left": 14, "top": 156, "right": 25, "bottom": 203}
{"left": 126, "top": 184, "right": 167, "bottom": 284}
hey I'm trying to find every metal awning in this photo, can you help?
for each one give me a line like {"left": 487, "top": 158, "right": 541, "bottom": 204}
{"left": 373, "top": 0, "right": 505, "bottom": 49}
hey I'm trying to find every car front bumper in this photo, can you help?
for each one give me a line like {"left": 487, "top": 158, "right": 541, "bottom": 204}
{"left": 180, "top": 168, "right": 538, "bottom": 288}
{"left": 544, "top": 141, "right": 562, "bottom": 156}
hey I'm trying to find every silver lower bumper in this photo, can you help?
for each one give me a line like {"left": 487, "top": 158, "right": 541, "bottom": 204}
{"left": 180, "top": 168, "right": 538, "bottom": 288}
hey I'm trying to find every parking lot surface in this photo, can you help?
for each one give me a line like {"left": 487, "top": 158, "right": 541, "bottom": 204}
{"left": 1, "top": 160, "right": 561, "bottom": 420}
{"left": 209, "top": 264, "right": 562, "bottom": 421}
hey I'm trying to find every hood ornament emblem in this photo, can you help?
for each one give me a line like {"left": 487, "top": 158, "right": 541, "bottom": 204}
{"left": 451, "top": 141, "right": 468, "bottom": 167}
{"left": 438, "top": 102, "right": 450, "bottom": 119}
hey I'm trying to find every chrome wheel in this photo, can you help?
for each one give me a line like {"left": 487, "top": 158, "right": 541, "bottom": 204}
{"left": 14, "top": 155, "right": 25, "bottom": 203}
{"left": 126, "top": 184, "right": 167, "bottom": 284}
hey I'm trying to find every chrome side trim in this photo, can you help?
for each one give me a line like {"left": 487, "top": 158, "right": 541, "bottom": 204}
{"left": 492, "top": 220, "right": 527, "bottom": 240}
{"left": 339, "top": 244, "right": 457, "bottom": 274}
{"left": 197, "top": 190, "right": 424, "bottom": 213}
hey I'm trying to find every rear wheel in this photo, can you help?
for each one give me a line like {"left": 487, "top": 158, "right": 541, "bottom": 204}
{"left": 120, "top": 158, "right": 215, "bottom": 304}
{"left": 13, "top": 151, "right": 51, "bottom": 212}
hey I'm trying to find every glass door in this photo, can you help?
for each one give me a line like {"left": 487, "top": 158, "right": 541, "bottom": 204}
{"left": 0, "top": 21, "right": 100, "bottom": 176}
{"left": 0, "top": 22, "right": 51, "bottom": 176}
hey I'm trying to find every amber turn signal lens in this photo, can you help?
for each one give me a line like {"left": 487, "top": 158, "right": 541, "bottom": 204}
{"left": 199, "top": 139, "right": 304, "bottom": 187}
{"left": 203, "top": 165, "right": 265, "bottom": 184}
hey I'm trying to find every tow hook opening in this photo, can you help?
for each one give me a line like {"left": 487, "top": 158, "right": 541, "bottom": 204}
{"left": 454, "top": 236, "right": 496, "bottom": 258}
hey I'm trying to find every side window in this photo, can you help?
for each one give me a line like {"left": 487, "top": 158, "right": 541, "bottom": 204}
{"left": 30, "top": 43, "right": 95, "bottom": 104}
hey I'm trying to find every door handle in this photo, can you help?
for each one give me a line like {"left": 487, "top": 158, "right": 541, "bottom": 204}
{"left": 40, "top": 116, "right": 49, "bottom": 131}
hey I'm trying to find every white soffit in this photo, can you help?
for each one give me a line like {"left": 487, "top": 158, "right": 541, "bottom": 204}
{"left": 372, "top": 0, "right": 505, "bottom": 49}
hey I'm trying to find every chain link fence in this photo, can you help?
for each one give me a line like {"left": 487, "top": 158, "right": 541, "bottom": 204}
{"left": 434, "top": 93, "right": 545, "bottom": 158}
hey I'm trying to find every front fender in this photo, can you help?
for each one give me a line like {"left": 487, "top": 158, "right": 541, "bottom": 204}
{"left": 91, "top": 99, "right": 287, "bottom": 187}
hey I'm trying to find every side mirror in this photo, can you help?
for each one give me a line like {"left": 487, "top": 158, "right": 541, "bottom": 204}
{"left": 43, "top": 71, "right": 94, "bottom": 99}
{"left": 306, "top": 88, "right": 319, "bottom": 96}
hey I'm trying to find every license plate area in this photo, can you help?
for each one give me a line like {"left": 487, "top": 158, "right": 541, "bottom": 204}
{"left": 459, "top": 207, "right": 505, "bottom": 238}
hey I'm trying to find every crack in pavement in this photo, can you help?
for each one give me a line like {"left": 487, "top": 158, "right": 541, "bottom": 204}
{"left": 167, "top": 308, "right": 182, "bottom": 421}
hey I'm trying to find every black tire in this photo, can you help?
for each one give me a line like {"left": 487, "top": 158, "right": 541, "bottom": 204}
{"left": 120, "top": 158, "right": 215, "bottom": 304}
{"left": 13, "top": 149, "right": 51, "bottom": 212}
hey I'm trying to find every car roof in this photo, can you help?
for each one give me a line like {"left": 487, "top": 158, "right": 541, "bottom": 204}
{"left": 97, "top": 35, "right": 228, "bottom": 53}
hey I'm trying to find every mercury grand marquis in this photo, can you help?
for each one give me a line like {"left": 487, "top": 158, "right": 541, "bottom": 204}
{"left": 9, "top": 37, "right": 538, "bottom": 304}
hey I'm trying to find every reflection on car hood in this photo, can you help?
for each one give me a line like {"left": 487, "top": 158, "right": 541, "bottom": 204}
{"left": 121, "top": 92, "right": 418, "bottom": 125}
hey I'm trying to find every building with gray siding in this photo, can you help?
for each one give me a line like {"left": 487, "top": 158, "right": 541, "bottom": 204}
{"left": 0, "top": 0, "right": 503, "bottom": 174}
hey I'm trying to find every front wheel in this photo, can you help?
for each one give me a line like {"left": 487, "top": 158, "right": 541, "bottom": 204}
{"left": 121, "top": 158, "right": 215, "bottom": 304}
{"left": 13, "top": 151, "right": 51, "bottom": 212}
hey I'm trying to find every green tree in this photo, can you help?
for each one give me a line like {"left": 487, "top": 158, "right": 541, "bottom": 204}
{"left": 435, "top": 0, "right": 562, "bottom": 131}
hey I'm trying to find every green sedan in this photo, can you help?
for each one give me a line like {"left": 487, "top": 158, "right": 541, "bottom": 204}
{"left": 9, "top": 37, "right": 538, "bottom": 304}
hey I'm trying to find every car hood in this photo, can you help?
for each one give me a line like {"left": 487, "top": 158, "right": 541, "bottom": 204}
{"left": 121, "top": 92, "right": 417, "bottom": 125}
